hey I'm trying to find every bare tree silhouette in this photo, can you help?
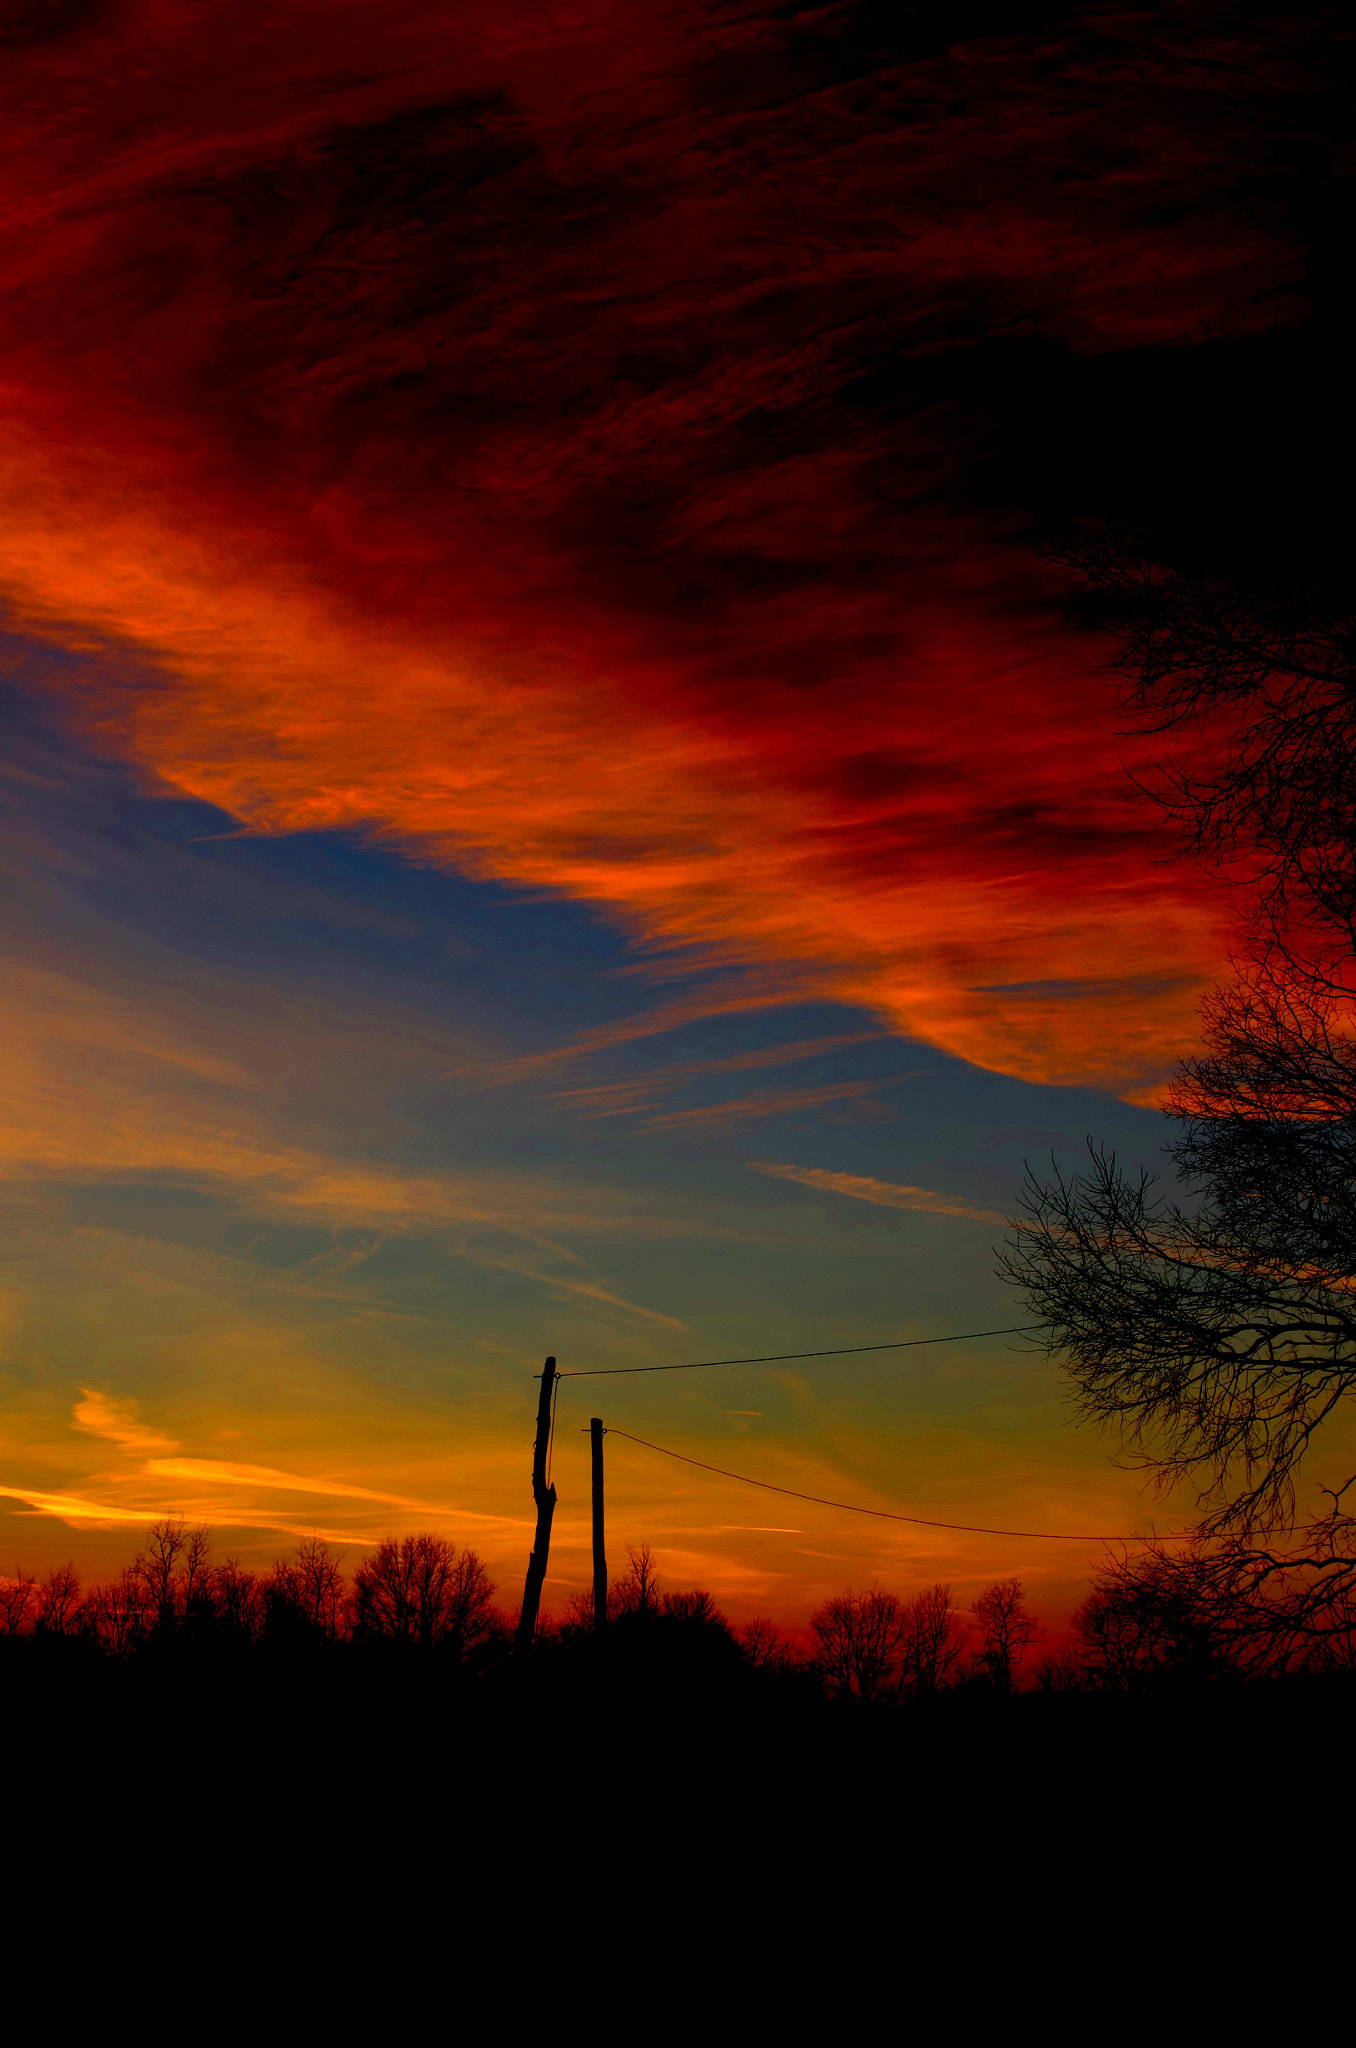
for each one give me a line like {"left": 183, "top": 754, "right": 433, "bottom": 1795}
{"left": 972, "top": 1579, "right": 1039, "bottom": 1692}
{"left": 1072, "top": 1547, "right": 1229, "bottom": 1690}
{"left": 293, "top": 1537, "right": 345, "bottom": 1639}
{"left": 1007, "top": 520, "right": 1356, "bottom": 1656}
{"left": 1065, "top": 1531, "right": 1356, "bottom": 1683}
{"left": 213, "top": 1561, "right": 264, "bottom": 1644}
{"left": 662, "top": 1589, "right": 719, "bottom": 1626}
{"left": 263, "top": 1556, "right": 309, "bottom": 1638}
{"left": 443, "top": 1549, "right": 497, "bottom": 1661}
{"left": 566, "top": 1543, "right": 665, "bottom": 1631}
{"left": 563, "top": 1585, "right": 600, "bottom": 1631}
{"left": 82, "top": 1569, "right": 150, "bottom": 1656}
{"left": 352, "top": 1533, "right": 427, "bottom": 1644}
{"left": 0, "top": 1568, "right": 36, "bottom": 1636}
{"left": 810, "top": 1587, "right": 907, "bottom": 1703}
{"left": 350, "top": 1534, "right": 494, "bottom": 1656}
{"left": 900, "top": 1583, "right": 969, "bottom": 1694}
{"left": 739, "top": 1616, "right": 799, "bottom": 1673}
{"left": 614, "top": 1543, "right": 661, "bottom": 1619}
{"left": 1002, "top": 993, "right": 1356, "bottom": 1636}
{"left": 133, "top": 1518, "right": 190, "bottom": 1633}
{"left": 35, "top": 1562, "right": 80, "bottom": 1637}
{"left": 180, "top": 1524, "right": 216, "bottom": 1634}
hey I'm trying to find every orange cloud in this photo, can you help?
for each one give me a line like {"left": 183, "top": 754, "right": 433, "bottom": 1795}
{"left": 0, "top": 1480, "right": 375, "bottom": 1545}
{"left": 748, "top": 1162, "right": 1009, "bottom": 1227}
{"left": 73, "top": 1392, "right": 179, "bottom": 1456}
{"left": 0, "top": 1484, "right": 157, "bottom": 1527}
{"left": 144, "top": 1459, "right": 527, "bottom": 1525}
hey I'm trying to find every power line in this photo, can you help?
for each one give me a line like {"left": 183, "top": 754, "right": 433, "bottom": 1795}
{"left": 556, "top": 1325, "right": 1041, "bottom": 1377}
{"left": 605, "top": 1427, "right": 1190, "bottom": 1543}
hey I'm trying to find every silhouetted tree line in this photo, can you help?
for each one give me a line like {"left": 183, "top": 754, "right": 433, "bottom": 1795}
{"left": 0, "top": 1521, "right": 500, "bottom": 1664}
{"left": 12, "top": 1523, "right": 1345, "bottom": 1705}
{"left": 537, "top": 1543, "right": 1037, "bottom": 1697}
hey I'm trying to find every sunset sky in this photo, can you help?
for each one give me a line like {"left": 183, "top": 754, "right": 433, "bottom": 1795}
{"left": 1, "top": 1, "right": 1349, "bottom": 1625}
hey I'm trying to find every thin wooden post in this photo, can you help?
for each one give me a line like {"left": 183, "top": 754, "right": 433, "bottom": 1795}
{"left": 591, "top": 1416, "right": 607, "bottom": 1633}
{"left": 513, "top": 1356, "right": 558, "bottom": 1654}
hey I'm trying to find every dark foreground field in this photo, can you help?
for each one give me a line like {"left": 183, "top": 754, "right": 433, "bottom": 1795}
{"left": 7, "top": 1623, "right": 1351, "bottom": 1914}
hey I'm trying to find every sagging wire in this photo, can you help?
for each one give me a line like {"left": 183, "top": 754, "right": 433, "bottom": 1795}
{"left": 604, "top": 1426, "right": 1190, "bottom": 1544}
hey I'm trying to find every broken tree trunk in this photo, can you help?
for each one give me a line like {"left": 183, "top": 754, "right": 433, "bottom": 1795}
{"left": 513, "top": 1355, "right": 558, "bottom": 1654}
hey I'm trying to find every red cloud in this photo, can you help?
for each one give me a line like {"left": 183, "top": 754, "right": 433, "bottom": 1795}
{"left": 0, "top": 3, "right": 1332, "bottom": 1086}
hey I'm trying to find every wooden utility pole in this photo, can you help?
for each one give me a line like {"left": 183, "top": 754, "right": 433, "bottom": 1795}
{"left": 590, "top": 1416, "right": 607, "bottom": 1633}
{"left": 513, "top": 1356, "right": 558, "bottom": 1654}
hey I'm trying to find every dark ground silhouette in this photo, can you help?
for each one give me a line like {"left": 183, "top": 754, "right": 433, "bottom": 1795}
{"left": 6, "top": 1525, "right": 1353, "bottom": 1914}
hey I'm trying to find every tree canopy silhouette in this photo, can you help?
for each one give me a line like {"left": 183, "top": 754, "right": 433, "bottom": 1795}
{"left": 809, "top": 1583, "right": 970, "bottom": 1702}
{"left": 1008, "top": 503, "right": 1356, "bottom": 1648}
{"left": 972, "top": 1578, "right": 1038, "bottom": 1693}
{"left": 350, "top": 1534, "right": 495, "bottom": 1658}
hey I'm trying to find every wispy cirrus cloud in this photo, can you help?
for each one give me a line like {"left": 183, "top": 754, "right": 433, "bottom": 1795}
{"left": 549, "top": 1032, "right": 888, "bottom": 1119}
{"left": 645, "top": 1080, "right": 890, "bottom": 1131}
{"left": 465, "top": 1253, "right": 689, "bottom": 1331}
{"left": 0, "top": 1479, "right": 380, "bottom": 1545}
{"left": 73, "top": 1390, "right": 179, "bottom": 1456}
{"left": 748, "top": 1161, "right": 1008, "bottom": 1226}
{"left": 0, "top": 955, "right": 736, "bottom": 1254}
{"left": 444, "top": 977, "right": 811, "bottom": 1090}
{"left": 0, "top": 939, "right": 728, "bottom": 1357}
{"left": 145, "top": 1459, "right": 526, "bottom": 1524}
{"left": 0, "top": 1484, "right": 159, "bottom": 1527}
